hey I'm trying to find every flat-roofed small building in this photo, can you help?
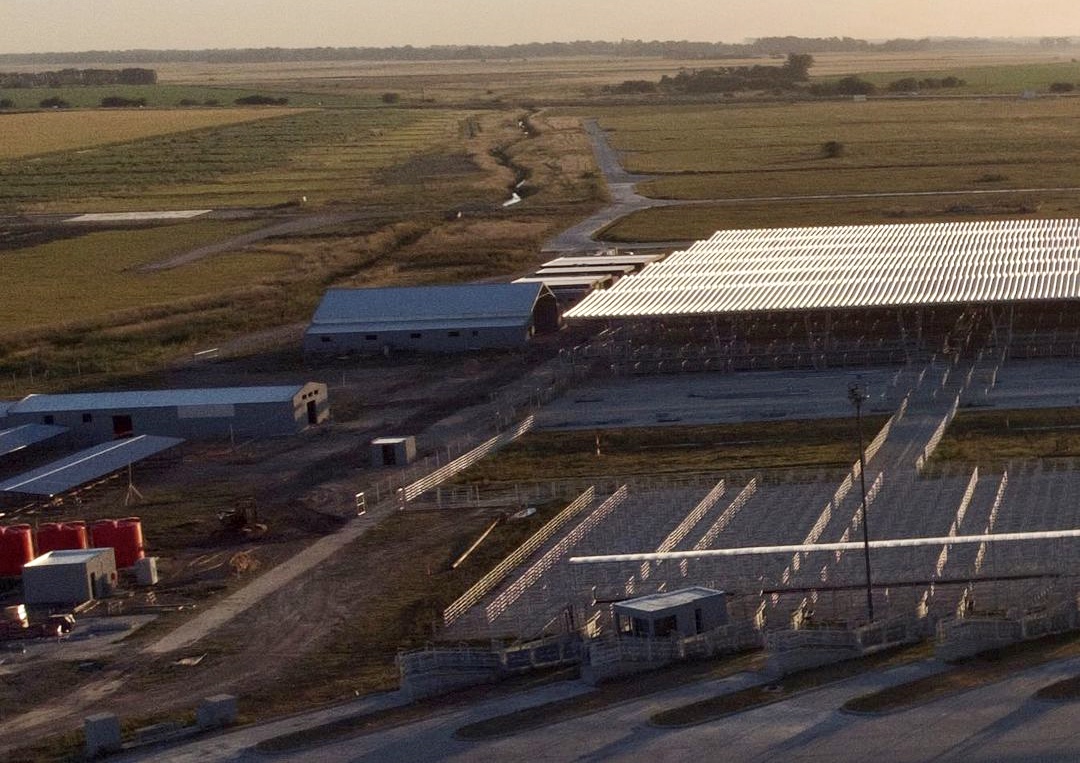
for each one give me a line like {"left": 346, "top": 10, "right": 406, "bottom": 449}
{"left": 22, "top": 548, "right": 118, "bottom": 605}
{"left": 613, "top": 586, "right": 728, "bottom": 638}
{"left": 304, "top": 283, "right": 560, "bottom": 356}
{"left": 2, "top": 384, "right": 328, "bottom": 445}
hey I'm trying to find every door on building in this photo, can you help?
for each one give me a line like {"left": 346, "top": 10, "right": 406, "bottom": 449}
{"left": 306, "top": 400, "right": 318, "bottom": 425}
{"left": 381, "top": 443, "right": 397, "bottom": 466}
{"left": 112, "top": 415, "right": 134, "bottom": 438}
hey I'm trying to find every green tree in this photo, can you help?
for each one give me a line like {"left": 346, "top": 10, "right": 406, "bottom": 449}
{"left": 782, "top": 53, "right": 814, "bottom": 81}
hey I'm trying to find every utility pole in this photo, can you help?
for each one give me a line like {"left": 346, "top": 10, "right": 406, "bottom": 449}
{"left": 848, "top": 381, "right": 875, "bottom": 623}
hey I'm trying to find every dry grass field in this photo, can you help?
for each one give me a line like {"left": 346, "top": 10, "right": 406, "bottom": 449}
{"left": 0, "top": 107, "right": 298, "bottom": 159}
{"left": 0, "top": 107, "right": 504, "bottom": 212}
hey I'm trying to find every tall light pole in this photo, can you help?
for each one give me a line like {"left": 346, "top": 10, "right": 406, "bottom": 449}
{"left": 848, "top": 381, "right": 875, "bottom": 623}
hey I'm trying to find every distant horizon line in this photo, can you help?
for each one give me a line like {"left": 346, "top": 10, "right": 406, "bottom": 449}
{"left": 3, "top": 34, "right": 1079, "bottom": 59}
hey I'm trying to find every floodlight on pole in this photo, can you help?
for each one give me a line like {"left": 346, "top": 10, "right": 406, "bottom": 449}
{"left": 848, "top": 380, "right": 874, "bottom": 623}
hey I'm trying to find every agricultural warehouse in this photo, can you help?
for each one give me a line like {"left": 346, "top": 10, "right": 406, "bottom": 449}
{"left": 1, "top": 384, "right": 328, "bottom": 444}
{"left": 304, "top": 283, "right": 561, "bottom": 355}
{"left": 565, "top": 218, "right": 1080, "bottom": 362}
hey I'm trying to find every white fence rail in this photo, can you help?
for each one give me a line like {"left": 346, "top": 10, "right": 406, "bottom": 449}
{"left": 916, "top": 394, "right": 960, "bottom": 473}
{"left": 680, "top": 478, "right": 758, "bottom": 577}
{"left": 400, "top": 415, "right": 534, "bottom": 504}
{"left": 442, "top": 488, "right": 596, "bottom": 627}
{"left": 485, "top": 486, "right": 629, "bottom": 623}
{"left": 639, "top": 480, "right": 726, "bottom": 583}
{"left": 974, "top": 471, "right": 1009, "bottom": 575}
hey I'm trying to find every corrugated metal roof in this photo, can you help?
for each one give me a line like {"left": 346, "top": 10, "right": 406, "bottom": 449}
{"left": 0, "top": 434, "right": 183, "bottom": 497}
{"left": 308, "top": 284, "right": 547, "bottom": 334}
{"left": 514, "top": 276, "right": 610, "bottom": 287}
{"left": 536, "top": 265, "right": 635, "bottom": 276}
{"left": 9, "top": 385, "right": 308, "bottom": 414}
{"left": 542, "top": 254, "right": 664, "bottom": 268}
{"left": 613, "top": 586, "right": 725, "bottom": 613}
{"left": 566, "top": 218, "right": 1080, "bottom": 319}
{"left": 309, "top": 317, "right": 529, "bottom": 335}
{"left": 25, "top": 548, "right": 114, "bottom": 567}
{"left": 0, "top": 424, "right": 69, "bottom": 458}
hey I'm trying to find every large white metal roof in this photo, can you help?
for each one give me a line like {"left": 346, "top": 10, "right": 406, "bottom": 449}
{"left": 565, "top": 218, "right": 1080, "bottom": 319}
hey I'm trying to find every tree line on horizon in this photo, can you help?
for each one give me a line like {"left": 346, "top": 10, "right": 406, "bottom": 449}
{"left": 0, "top": 36, "right": 1073, "bottom": 66}
{"left": 0, "top": 67, "right": 156, "bottom": 87}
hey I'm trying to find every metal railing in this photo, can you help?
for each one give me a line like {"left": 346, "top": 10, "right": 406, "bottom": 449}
{"left": 442, "top": 487, "right": 596, "bottom": 627}
{"left": 485, "top": 486, "right": 628, "bottom": 623}
{"left": 399, "top": 415, "right": 534, "bottom": 505}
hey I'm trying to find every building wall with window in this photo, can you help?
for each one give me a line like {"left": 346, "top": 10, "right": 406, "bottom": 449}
{"left": 304, "top": 283, "right": 561, "bottom": 356}
{"left": 3, "top": 384, "right": 328, "bottom": 445}
{"left": 612, "top": 587, "right": 729, "bottom": 639}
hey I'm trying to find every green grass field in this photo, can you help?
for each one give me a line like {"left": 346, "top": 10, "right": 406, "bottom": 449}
{"left": 455, "top": 418, "right": 885, "bottom": 483}
{"left": 0, "top": 83, "right": 370, "bottom": 109}
{"left": 0, "top": 221, "right": 287, "bottom": 333}
{"left": 586, "top": 99, "right": 1080, "bottom": 201}
{"left": 599, "top": 190, "right": 1080, "bottom": 241}
{"left": 854, "top": 61, "right": 1080, "bottom": 94}
{"left": 934, "top": 407, "right": 1080, "bottom": 466}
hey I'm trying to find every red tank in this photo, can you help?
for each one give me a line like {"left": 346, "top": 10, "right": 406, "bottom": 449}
{"left": 92, "top": 518, "right": 144, "bottom": 568}
{"left": 90, "top": 519, "right": 118, "bottom": 558}
{"left": 36, "top": 521, "right": 90, "bottom": 554}
{"left": 0, "top": 525, "right": 35, "bottom": 577}
{"left": 115, "top": 517, "right": 145, "bottom": 569}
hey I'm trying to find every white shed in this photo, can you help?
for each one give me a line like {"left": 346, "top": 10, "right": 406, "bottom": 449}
{"left": 22, "top": 548, "right": 118, "bottom": 605}
{"left": 612, "top": 586, "right": 728, "bottom": 638}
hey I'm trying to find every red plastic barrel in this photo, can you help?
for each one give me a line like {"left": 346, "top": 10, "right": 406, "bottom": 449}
{"left": 90, "top": 519, "right": 118, "bottom": 557}
{"left": 0, "top": 525, "right": 35, "bottom": 577}
{"left": 115, "top": 517, "right": 145, "bottom": 568}
{"left": 37, "top": 521, "right": 89, "bottom": 554}
{"left": 92, "top": 518, "right": 144, "bottom": 568}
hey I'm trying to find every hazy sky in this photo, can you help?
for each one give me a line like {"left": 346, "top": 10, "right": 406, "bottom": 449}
{"left": 3, "top": 1, "right": 1080, "bottom": 54}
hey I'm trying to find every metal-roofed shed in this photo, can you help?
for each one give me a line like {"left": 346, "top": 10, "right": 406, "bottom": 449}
{"left": 0, "top": 434, "right": 183, "bottom": 499}
{"left": 22, "top": 548, "right": 118, "bottom": 605}
{"left": 541, "top": 254, "right": 665, "bottom": 271}
{"left": 566, "top": 218, "right": 1080, "bottom": 320}
{"left": 0, "top": 424, "right": 69, "bottom": 459}
{"left": 3, "top": 384, "right": 328, "bottom": 444}
{"left": 304, "top": 283, "right": 560, "bottom": 355}
{"left": 613, "top": 586, "right": 729, "bottom": 638}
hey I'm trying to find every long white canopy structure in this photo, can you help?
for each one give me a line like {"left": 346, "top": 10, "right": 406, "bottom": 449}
{"left": 565, "top": 218, "right": 1080, "bottom": 319}
{"left": 568, "top": 528, "right": 1080, "bottom": 564}
{"left": 0, "top": 434, "right": 183, "bottom": 498}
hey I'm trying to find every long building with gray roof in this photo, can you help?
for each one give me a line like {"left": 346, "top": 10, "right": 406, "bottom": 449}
{"left": 304, "top": 283, "right": 560, "bottom": 356}
{"left": 2, "top": 384, "right": 328, "bottom": 444}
